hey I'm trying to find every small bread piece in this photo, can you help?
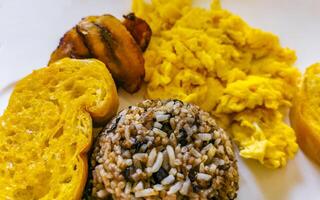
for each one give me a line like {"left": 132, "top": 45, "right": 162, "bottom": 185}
{"left": 0, "top": 58, "right": 118, "bottom": 200}
{"left": 290, "top": 63, "right": 320, "bottom": 164}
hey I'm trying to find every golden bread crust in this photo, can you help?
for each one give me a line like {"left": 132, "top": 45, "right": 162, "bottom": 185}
{"left": 0, "top": 58, "right": 118, "bottom": 200}
{"left": 290, "top": 63, "right": 320, "bottom": 164}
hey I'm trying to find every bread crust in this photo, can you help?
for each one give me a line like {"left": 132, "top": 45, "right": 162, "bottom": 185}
{"left": 290, "top": 63, "right": 320, "bottom": 165}
{"left": 290, "top": 95, "right": 320, "bottom": 164}
{"left": 0, "top": 58, "right": 119, "bottom": 200}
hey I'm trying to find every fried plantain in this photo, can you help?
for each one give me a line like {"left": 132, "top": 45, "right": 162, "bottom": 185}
{"left": 123, "top": 13, "right": 152, "bottom": 52}
{"left": 49, "top": 27, "right": 91, "bottom": 64}
{"left": 76, "top": 15, "right": 144, "bottom": 92}
{"left": 76, "top": 16, "right": 121, "bottom": 75}
{"left": 49, "top": 14, "right": 147, "bottom": 93}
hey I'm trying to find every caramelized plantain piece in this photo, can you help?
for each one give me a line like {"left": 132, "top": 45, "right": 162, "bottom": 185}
{"left": 49, "top": 14, "right": 146, "bottom": 93}
{"left": 75, "top": 15, "right": 144, "bottom": 93}
{"left": 123, "top": 13, "right": 152, "bottom": 52}
{"left": 76, "top": 16, "right": 122, "bottom": 76}
{"left": 49, "top": 27, "right": 91, "bottom": 64}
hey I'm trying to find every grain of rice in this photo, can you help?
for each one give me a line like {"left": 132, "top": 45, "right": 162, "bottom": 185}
{"left": 179, "top": 178, "right": 191, "bottom": 195}
{"left": 166, "top": 145, "right": 176, "bottom": 167}
{"left": 186, "top": 165, "right": 192, "bottom": 170}
{"left": 183, "top": 124, "right": 193, "bottom": 136}
{"left": 147, "top": 148, "right": 157, "bottom": 167}
{"left": 181, "top": 108, "right": 188, "bottom": 113}
{"left": 174, "top": 159, "right": 182, "bottom": 166}
{"left": 169, "top": 168, "right": 177, "bottom": 176}
{"left": 190, "top": 148, "right": 201, "bottom": 158}
{"left": 156, "top": 114, "right": 170, "bottom": 122}
{"left": 199, "top": 163, "right": 205, "bottom": 173}
{"left": 111, "top": 132, "right": 120, "bottom": 143}
{"left": 202, "top": 143, "right": 214, "bottom": 154}
{"left": 155, "top": 111, "right": 165, "bottom": 115}
{"left": 96, "top": 190, "right": 108, "bottom": 198}
{"left": 125, "top": 126, "right": 130, "bottom": 140}
{"left": 197, "top": 173, "right": 212, "bottom": 181}
{"left": 176, "top": 173, "right": 184, "bottom": 180}
{"left": 135, "top": 188, "right": 158, "bottom": 197}
{"left": 151, "top": 152, "right": 164, "bottom": 173}
{"left": 198, "top": 133, "right": 212, "bottom": 141}
{"left": 191, "top": 125, "right": 198, "bottom": 133}
{"left": 208, "top": 146, "right": 216, "bottom": 159}
{"left": 214, "top": 138, "right": 221, "bottom": 145}
{"left": 165, "top": 101, "right": 175, "bottom": 108}
{"left": 181, "top": 146, "right": 188, "bottom": 153}
{"left": 145, "top": 167, "right": 153, "bottom": 176}
{"left": 161, "top": 175, "right": 175, "bottom": 185}
{"left": 133, "top": 181, "right": 144, "bottom": 192}
{"left": 154, "top": 122, "right": 163, "bottom": 129}
{"left": 134, "top": 123, "right": 143, "bottom": 130}
{"left": 162, "top": 150, "right": 170, "bottom": 170}
{"left": 133, "top": 159, "right": 142, "bottom": 169}
{"left": 140, "top": 144, "right": 148, "bottom": 152}
{"left": 153, "top": 128, "right": 167, "bottom": 137}
{"left": 133, "top": 153, "right": 148, "bottom": 162}
{"left": 124, "top": 159, "right": 133, "bottom": 166}
{"left": 175, "top": 145, "right": 181, "bottom": 154}
{"left": 124, "top": 182, "right": 132, "bottom": 194}
{"left": 167, "top": 181, "right": 183, "bottom": 195}
{"left": 169, "top": 118, "right": 176, "bottom": 129}
{"left": 153, "top": 184, "right": 165, "bottom": 191}
{"left": 122, "top": 150, "right": 131, "bottom": 158}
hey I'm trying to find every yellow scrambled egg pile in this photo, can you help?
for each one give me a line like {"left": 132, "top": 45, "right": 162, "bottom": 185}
{"left": 133, "top": 0, "right": 300, "bottom": 168}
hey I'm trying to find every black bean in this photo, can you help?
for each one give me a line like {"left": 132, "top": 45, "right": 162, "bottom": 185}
{"left": 152, "top": 167, "right": 169, "bottom": 183}
{"left": 174, "top": 99, "right": 183, "bottom": 104}
{"left": 122, "top": 166, "right": 135, "bottom": 182}
{"left": 217, "top": 163, "right": 230, "bottom": 170}
{"left": 178, "top": 137, "right": 188, "bottom": 146}
{"left": 194, "top": 115, "right": 201, "bottom": 127}
{"left": 133, "top": 140, "right": 146, "bottom": 153}
{"left": 188, "top": 168, "right": 197, "bottom": 182}
{"left": 178, "top": 129, "right": 188, "bottom": 146}
{"left": 107, "top": 116, "right": 121, "bottom": 132}
{"left": 192, "top": 184, "right": 201, "bottom": 193}
{"left": 161, "top": 122, "right": 173, "bottom": 135}
{"left": 228, "top": 193, "right": 237, "bottom": 200}
{"left": 202, "top": 139, "right": 214, "bottom": 148}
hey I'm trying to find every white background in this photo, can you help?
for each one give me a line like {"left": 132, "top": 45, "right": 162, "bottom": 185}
{"left": 0, "top": 0, "right": 320, "bottom": 199}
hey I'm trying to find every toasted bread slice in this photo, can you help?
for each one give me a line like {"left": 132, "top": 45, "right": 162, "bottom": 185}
{"left": 0, "top": 58, "right": 118, "bottom": 200}
{"left": 290, "top": 63, "right": 320, "bottom": 164}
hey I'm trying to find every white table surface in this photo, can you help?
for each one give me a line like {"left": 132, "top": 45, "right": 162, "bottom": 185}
{"left": 0, "top": 0, "right": 320, "bottom": 199}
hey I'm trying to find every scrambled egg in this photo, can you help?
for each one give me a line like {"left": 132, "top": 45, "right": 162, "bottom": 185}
{"left": 133, "top": 0, "right": 300, "bottom": 168}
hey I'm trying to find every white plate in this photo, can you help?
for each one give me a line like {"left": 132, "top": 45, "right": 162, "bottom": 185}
{"left": 0, "top": 0, "right": 320, "bottom": 199}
